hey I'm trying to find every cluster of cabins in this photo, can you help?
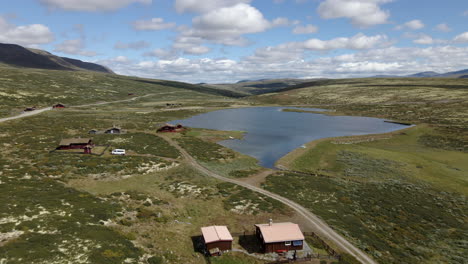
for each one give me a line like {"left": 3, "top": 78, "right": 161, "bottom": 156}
{"left": 201, "top": 220, "right": 305, "bottom": 256}
{"left": 56, "top": 124, "right": 186, "bottom": 154}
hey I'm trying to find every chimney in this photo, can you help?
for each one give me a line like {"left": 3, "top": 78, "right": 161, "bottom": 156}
{"left": 269, "top": 219, "right": 273, "bottom": 226}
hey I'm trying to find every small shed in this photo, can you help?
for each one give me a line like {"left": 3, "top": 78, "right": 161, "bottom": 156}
{"left": 57, "top": 138, "right": 93, "bottom": 153}
{"left": 24, "top": 107, "right": 36, "bottom": 111}
{"left": 88, "top": 129, "right": 98, "bottom": 135}
{"left": 105, "top": 127, "right": 121, "bottom": 134}
{"left": 53, "top": 103, "right": 66, "bottom": 108}
{"left": 201, "top": 226, "right": 233, "bottom": 256}
{"left": 157, "top": 124, "right": 185, "bottom": 133}
{"left": 255, "top": 220, "right": 305, "bottom": 253}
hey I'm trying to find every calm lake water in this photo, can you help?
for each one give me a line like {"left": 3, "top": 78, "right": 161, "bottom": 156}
{"left": 173, "top": 107, "right": 409, "bottom": 168}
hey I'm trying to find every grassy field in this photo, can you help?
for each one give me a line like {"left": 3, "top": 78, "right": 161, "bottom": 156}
{"left": 0, "top": 78, "right": 287, "bottom": 264}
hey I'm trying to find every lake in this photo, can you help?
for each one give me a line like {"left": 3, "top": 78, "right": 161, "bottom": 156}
{"left": 172, "top": 107, "right": 410, "bottom": 168}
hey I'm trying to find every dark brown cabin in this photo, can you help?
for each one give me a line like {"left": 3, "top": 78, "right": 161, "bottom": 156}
{"left": 157, "top": 123, "right": 185, "bottom": 133}
{"left": 57, "top": 138, "right": 93, "bottom": 154}
{"left": 255, "top": 221, "right": 305, "bottom": 253}
{"left": 53, "top": 104, "right": 66, "bottom": 108}
{"left": 201, "top": 226, "right": 233, "bottom": 256}
{"left": 24, "top": 107, "right": 36, "bottom": 111}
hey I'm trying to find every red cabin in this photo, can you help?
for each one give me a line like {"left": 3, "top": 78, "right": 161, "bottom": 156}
{"left": 255, "top": 221, "right": 305, "bottom": 253}
{"left": 57, "top": 138, "right": 93, "bottom": 154}
{"left": 157, "top": 124, "right": 185, "bottom": 133}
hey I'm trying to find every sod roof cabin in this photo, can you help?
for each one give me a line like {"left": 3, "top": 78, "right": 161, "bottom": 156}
{"left": 105, "top": 127, "right": 121, "bottom": 134}
{"left": 157, "top": 123, "right": 185, "bottom": 133}
{"left": 57, "top": 138, "right": 93, "bottom": 154}
{"left": 201, "top": 226, "right": 233, "bottom": 256}
{"left": 255, "top": 220, "right": 305, "bottom": 253}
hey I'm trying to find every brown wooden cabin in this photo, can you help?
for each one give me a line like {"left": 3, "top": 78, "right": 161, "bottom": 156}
{"left": 57, "top": 138, "right": 93, "bottom": 154}
{"left": 53, "top": 103, "right": 66, "bottom": 108}
{"left": 255, "top": 221, "right": 305, "bottom": 253}
{"left": 157, "top": 123, "right": 185, "bottom": 133}
{"left": 105, "top": 127, "right": 121, "bottom": 134}
{"left": 24, "top": 106, "right": 36, "bottom": 111}
{"left": 201, "top": 226, "right": 233, "bottom": 256}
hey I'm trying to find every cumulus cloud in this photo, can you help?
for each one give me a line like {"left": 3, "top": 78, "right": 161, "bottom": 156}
{"left": 0, "top": 16, "right": 54, "bottom": 46}
{"left": 454, "top": 32, "right": 468, "bottom": 43}
{"left": 413, "top": 34, "right": 433, "bottom": 45}
{"left": 54, "top": 39, "right": 97, "bottom": 56}
{"left": 114, "top": 40, "right": 150, "bottom": 50}
{"left": 272, "top": 17, "right": 299, "bottom": 27}
{"left": 174, "top": 0, "right": 251, "bottom": 13}
{"left": 303, "top": 33, "right": 389, "bottom": 51}
{"left": 99, "top": 45, "right": 468, "bottom": 83}
{"left": 186, "top": 3, "right": 271, "bottom": 46}
{"left": 38, "top": 0, "right": 152, "bottom": 11}
{"left": 132, "top": 18, "right": 176, "bottom": 31}
{"left": 293, "top": 24, "right": 319, "bottom": 34}
{"left": 434, "top": 23, "right": 451, "bottom": 32}
{"left": 318, "top": 0, "right": 392, "bottom": 27}
{"left": 395, "top": 19, "right": 425, "bottom": 30}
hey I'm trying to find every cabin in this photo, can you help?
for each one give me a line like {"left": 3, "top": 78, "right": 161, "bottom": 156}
{"left": 157, "top": 124, "right": 185, "bottom": 133}
{"left": 201, "top": 226, "right": 233, "bottom": 256}
{"left": 57, "top": 138, "right": 93, "bottom": 154}
{"left": 52, "top": 103, "right": 66, "bottom": 108}
{"left": 88, "top": 129, "right": 98, "bottom": 135}
{"left": 255, "top": 220, "right": 305, "bottom": 253}
{"left": 24, "top": 107, "right": 36, "bottom": 111}
{"left": 105, "top": 127, "right": 121, "bottom": 134}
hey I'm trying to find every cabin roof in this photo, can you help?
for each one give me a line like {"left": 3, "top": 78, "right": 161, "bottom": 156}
{"left": 59, "top": 138, "right": 91, "bottom": 146}
{"left": 201, "top": 226, "right": 233, "bottom": 244}
{"left": 255, "top": 222, "right": 304, "bottom": 243}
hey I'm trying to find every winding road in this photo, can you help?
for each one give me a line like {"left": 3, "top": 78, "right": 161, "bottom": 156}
{"left": 160, "top": 134, "right": 377, "bottom": 264}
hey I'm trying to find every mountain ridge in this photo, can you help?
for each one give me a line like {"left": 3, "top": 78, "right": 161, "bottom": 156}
{"left": 0, "top": 43, "right": 113, "bottom": 74}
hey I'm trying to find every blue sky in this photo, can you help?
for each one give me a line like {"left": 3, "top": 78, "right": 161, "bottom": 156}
{"left": 0, "top": 0, "right": 467, "bottom": 83}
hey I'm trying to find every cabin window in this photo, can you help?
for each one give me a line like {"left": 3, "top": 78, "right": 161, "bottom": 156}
{"left": 292, "top": 240, "right": 303, "bottom": 246}
{"left": 285, "top": 241, "right": 291, "bottom": 246}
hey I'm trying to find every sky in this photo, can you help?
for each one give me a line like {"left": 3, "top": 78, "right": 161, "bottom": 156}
{"left": 0, "top": 0, "right": 467, "bottom": 83}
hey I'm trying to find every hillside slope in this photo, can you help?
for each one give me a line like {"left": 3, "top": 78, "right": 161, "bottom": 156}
{"left": 0, "top": 43, "right": 113, "bottom": 73}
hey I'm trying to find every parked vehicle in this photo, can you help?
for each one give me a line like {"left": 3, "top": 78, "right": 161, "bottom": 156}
{"left": 111, "top": 149, "right": 126, "bottom": 155}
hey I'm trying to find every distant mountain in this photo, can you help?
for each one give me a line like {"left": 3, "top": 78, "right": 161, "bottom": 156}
{"left": 0, "top": 43, "right": 113, "bottom": 74}
{"left": 208, "top": 78, "right": 322, "bottom": 95}
{"left": 406, "top": 71, "right": 440, "bottom": 78}
{"left": 372, "top": 69, "right": 468, "bottom": 79}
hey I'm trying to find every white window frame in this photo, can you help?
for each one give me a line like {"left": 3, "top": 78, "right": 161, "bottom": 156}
{"left": 285, "top": 241, "right": 291, "bottom": 246}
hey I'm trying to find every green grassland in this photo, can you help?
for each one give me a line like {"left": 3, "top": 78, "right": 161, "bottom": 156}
{"left": 0, "top": 74, "right": 286, "bottom": 264}
{"left": 0, "top": 64, "right": 237, "bottom": 118}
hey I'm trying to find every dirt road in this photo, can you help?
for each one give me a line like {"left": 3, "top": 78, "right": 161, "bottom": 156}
{"left": 0, "top": 94, "right": 156, "bottom": 124}
{"left": 159, "top": 134, "right": 377, "bottom": 264}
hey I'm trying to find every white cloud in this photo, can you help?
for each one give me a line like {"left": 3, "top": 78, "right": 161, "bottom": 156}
{"left": 454, "top": 32, "right": 468, "bottom": 43}
{"left": 101, "top": 45, "right": 468, "bottom": 83}
{"left": 38, "top": 0, "right": 152, "bottom": 11}
{"left": 114, "top": 40, "right": 150, "bottom": 50}
{"left": 395, "top": 19, "right": 425, "bottom": 30}
{"left": 54, "top": 39, "right": 97, "bottom": 57}
{"left": 0, "top": 16, "right": 54, "bottom": 46}
{"left": 293, "top": 24, "right": 318, "bottom": 34}
{"left": 434, "top": 23, "right": 451, "bottom": 32}
{"left": 413, "top": 34, "right": 433, "bottom": 45}
{"left": 132, "top": 18, "right": 176, "bottom": 31}
{"left": 304, "top": 33, "right": 389, "bottom": 51}
{"left": 187, "top": 3, "right": 271, "bottom": 46}
{"left": 318, "top": 0, "right": 392, "bottom": 27}
{"left": 143, "top": 48, "right": 177, "bottom": 59}
{"left": 272, "top": 17, "right": 299, "bottom": 27}
{"left": 174, "top": 0, "right": 251, "bottom": 13}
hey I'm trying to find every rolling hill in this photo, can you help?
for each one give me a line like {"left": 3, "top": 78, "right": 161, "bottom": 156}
{"left": 0, "top": 43, "right": 113, "bottom": 73}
